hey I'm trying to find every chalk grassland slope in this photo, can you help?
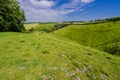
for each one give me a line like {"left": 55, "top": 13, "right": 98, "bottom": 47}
{"left": 24, "top": 23, "right": 39, "bottom": 30}
{"left": 24, "top": 23, "right": 55, "bottom": 32}
{"left": 54, "top": 21, "right": 120, "bottom": 54}
{"left": 0, "top": 32, "right": 120, "bottom": 80}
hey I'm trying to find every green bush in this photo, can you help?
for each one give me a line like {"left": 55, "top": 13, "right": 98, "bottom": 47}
{"left": 28, "top": 28, "right": 35, "bottom": 33}
{"left": 104, "top": 43, "right": 120, "bottom": 55}
{"left": 0, "top": 0, "right": 26, "bottom": 32}
{"left": 52, "top": 24, "right": 69, "bottom": 31}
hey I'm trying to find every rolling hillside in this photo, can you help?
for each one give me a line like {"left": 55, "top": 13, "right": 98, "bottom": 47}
{"left": 24, "top": 23, "right": 56, "bottom": 32}
{"left": 54, "top": 21, "right": 120, "bottom": 55}
{"left": 1, "top": 0, "right": 120, "bottom": 80}
{"left": 0, "top": 32, "right": 120, "bottom": 80}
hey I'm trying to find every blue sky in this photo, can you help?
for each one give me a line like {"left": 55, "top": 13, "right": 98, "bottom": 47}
{"left": 19, "top": 0, "right": 120, "bottom": 22}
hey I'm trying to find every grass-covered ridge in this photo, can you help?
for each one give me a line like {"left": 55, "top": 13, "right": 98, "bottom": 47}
{"left": 54, "top": 21, "right": 120, "bottom": 55}
{"left": 0, "top": 32, "right": 120, "bottom": 80}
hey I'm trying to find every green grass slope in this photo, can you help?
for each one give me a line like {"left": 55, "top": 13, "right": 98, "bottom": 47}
{"left": 24, "top": 23, "right": 39, "bottom": 30}
{"left": 0, "top": 32, "right": 120, "bottom": 80}
{"left": 54, "top": 21, "right": 120, "bottom": 55}
{"left": 24, "top": 23, "right": 55, "bottom": 32}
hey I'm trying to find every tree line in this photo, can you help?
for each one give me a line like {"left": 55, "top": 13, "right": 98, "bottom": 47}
{"left": 89, "top": 16, "right": 120, "bottom": 23}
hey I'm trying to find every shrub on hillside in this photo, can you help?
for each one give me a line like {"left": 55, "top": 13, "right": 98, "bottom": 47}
{"left": 104, "top": 43, "right": 120, "bottom": 56}
{"left": 28, "top": 28, "right": 35, "bottom": 33}
{"left": 52, "top": 24, "right": 69, "bottom": 31}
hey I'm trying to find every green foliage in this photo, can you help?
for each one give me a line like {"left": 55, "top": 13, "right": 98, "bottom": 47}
{"left": 88, "top": 16, "right": 120, "bottom": 24}
{"left": 105, "top": 16, "right": 120, "bottom": 22}
{"left": 0, "top": 0, "right": 25, "bottom": 32}
{"left": 101, "top": 43, "right": 120, "bottom": 56}
{"left": 28, "top": 28, "right": 35, "bottom": 33}
{"left": 52, "top": 24, "right": 69, "bottom": 31}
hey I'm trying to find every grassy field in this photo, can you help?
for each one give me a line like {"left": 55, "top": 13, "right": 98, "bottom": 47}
{"left": 24, "top": 23, "right": 56, "bottom": 32}
{"left": 54, "top": 21, "right": 120, "bottom": 55}
{"left": 0, "top": 22, "right": 120, "bottom": 80}
{"left": 24, "top": 23, "right": 39, "bottom": 30}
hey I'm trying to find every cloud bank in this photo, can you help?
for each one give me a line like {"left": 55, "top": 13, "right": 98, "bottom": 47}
{"left": 19, "top": 0, "right": 95, "bottom": 22}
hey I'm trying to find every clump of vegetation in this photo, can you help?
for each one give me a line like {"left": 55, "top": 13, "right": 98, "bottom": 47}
{"left": 52, "top": 24, "right": 69, "bottom": 31}
{"left": 0, "top": 0, "right": 25, "bottom": 32}
{"left": 105, "top": 16, "right": 120, "bottom": 22}
{"left": 28, "top": 28, "right": 35, "bottom": 33}
{"left": 87, "top": 16, "right": 120, "bottom": 24}
{"left": 42, "top": 50, "right": 50, "bottom": 54}
{"left": 102, "top": 43, "right": 120, "bottom": 56}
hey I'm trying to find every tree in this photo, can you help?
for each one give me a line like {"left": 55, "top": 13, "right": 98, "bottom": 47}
{"left": 105, "top": 16, "right": 120, "bottom": 22}
{"left": 0, "top": 0, "right": 26, "bottom": 32}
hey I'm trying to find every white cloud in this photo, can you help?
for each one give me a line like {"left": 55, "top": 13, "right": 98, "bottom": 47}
{"left": 24, "top": 7, "right": 63, "bottom": 22}
{"left": 29, "top": 0, "right": 55, "bottom": 8}
{"left": 19, "top": 0, "right": 95, "bottom": 22}
{"left": 81, "top": 0, "right": 95, "bottom": 3}
{"left": 60, "top": 9, "right": 76, "bottom": 14}
{"left": 58, "top": 0, "right": 95, "bottom": 14}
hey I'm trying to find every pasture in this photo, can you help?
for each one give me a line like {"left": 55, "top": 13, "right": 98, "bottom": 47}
{"left": 0, "top": 22, "right": 120, "bottom": 80}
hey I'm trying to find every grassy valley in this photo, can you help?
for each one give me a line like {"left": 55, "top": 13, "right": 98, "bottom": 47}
{"left": 0, "top": 32, "right": 120, "bottom": 80}
{"left": 54, "top": 21, "right": 120, "bottom": 55}
{"left": 1, "top": 0, "right": 120, "bottom": 80}
{"left": 0, "top": 20, "right": 120, "bottom": 80}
